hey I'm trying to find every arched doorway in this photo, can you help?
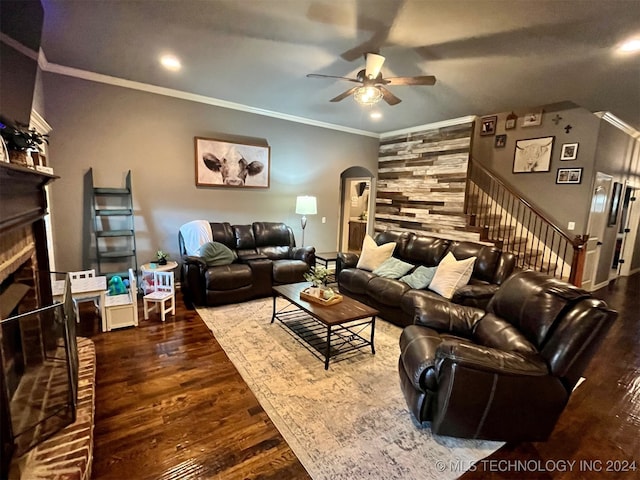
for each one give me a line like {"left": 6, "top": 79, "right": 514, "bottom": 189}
{"left": 339, "top": 167, "right": 375, "bottom": 253}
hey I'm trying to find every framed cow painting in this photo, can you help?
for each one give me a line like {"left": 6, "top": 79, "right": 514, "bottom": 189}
{"left": 513, "top": 136, "right": 554, "bottom": 173}
{"left": 194, "top": 137, "right": 270, "bottom": 188}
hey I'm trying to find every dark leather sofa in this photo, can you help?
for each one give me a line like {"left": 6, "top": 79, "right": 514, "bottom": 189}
{"left": 179, "top": 222, "right": 315, "bottom": 307}
{"left": 337, "top": 230, "right": 516, "bottom": 327}
{"left": 398, "top": 270, "right": 617, "bottom": 441}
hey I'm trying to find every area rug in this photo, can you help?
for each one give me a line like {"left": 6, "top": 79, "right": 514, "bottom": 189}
{"left": 197, "top": 298, "right": 502, "bottom": 480}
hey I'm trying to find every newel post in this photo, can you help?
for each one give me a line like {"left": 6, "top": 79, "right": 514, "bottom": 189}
{"left": 569, "top": 235, "right": 589, "bottom": 287}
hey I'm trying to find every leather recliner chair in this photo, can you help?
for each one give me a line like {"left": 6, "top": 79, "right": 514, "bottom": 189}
{"left": 398, "top": 270, "right": 617, "bottom": 442}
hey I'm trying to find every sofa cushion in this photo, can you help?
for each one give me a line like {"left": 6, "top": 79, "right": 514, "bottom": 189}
{"left": 473, "top": 313, "right": 539, "bottom": 355}
{"left": 272, "top": 259, "right": 308, "bottom": 284}
{"left": 429, "top": 253, "right": 476, "bottom": 300}
{"left": 338, "top": 268, "right": 376, "bottom": 295}
{"left": 448, "top": 242, "right": 501, "bottom": 283}
{"left": 233, "top": 224, "right": 256, "bottom": 250}
{"left": 366, "top": 277, "right": 410, "bottom": 307}
{"left": 253, "top": 222, "right": 291, "bottom": 246}
{"left": 372, "top": 257, "right": 414, "bottom": 279}
{"left": 205, "top": 264, "right": 253, "bottom": 290}
{"left": 403, "top": 235, "right": 451, "bottom": 266}
{"left": 400, "top": 265, "right": 437, "bottom": 289}
{"left": 199, "top": 241, "right": 237, "bottom": 266}
{"left": 258, "top": 245, "right": 291, "bottom": 260}
{"left": 357, "top": 234, "right": 395, "bottom": 271}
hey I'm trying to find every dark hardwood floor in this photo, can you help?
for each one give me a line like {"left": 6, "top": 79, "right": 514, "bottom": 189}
{"left": 79, "top": 273, "right": 639, "bottom": 479}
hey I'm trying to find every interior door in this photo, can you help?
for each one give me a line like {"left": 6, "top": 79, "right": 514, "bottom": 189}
{"left": 617, "top": 185, "right": 639, "bottom": 277}
{"left": 582, "top": 172, "right": 612, "bottom": 291}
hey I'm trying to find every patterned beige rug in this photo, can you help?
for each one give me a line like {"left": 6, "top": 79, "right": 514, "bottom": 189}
{"left": 197, "top": 298, "right": 502, "bottom": 480}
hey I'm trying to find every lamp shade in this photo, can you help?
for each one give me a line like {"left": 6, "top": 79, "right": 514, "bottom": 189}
{"left": 295, "top": 196, "right": 317, "bottom": 215}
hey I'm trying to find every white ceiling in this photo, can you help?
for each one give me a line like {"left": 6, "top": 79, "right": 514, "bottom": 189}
{"left": 40, "top": 0, "right": 640, "bottom": 134}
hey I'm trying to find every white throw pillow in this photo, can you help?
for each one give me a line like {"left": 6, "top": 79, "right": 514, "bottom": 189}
{"left": 356, "top": 235, "right": 396, "bottom": 271}
{"left": 429, "top": 252, "right": 477, "bottom": 299}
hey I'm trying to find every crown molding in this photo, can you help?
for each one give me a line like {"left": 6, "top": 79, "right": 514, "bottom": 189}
{"left": 379, "top": 115, "right": 477, "bottom": 138}
{"left": 38, "top": 55, "right": 379, "bottom": 139}
{"left": 30, "top": 110, "right": 52, "bottom": 134}
{"left": 0, "top": 32, "right": 39, "bottom": 60}
{"left": 595, "top": 111, "right": 640, "bottom": 139}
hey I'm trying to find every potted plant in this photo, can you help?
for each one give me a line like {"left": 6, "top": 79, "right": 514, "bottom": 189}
{"left": 0, "top": 117, "right": 49, "bottom": 166}
{"left": 303, "top": 266, "right": 336, "bottom": 300}
{"left": 156, "top": 250, "right": 170, "bottom": 266}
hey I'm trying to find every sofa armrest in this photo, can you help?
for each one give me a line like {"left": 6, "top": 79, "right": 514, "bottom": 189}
{"left": 436, "top": 340, "right": 548, "bottom": 376}
{"left": 291, "top": 246, "right": 316, "bottom": 267}
{"left": 182, "top": 255, "right": 207, "bottom": 268}
{"left": 414, "top": 299, "right": 485, "bottom": 337}
{"left": 451, "top": 284, "right": 500, "bottom": 309}
{"left": 336, "top": 252, "right": 359, "bottom": 276}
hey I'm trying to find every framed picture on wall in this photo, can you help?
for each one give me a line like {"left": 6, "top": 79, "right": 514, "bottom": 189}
{"left": 556, "top": 167, "right": 582, "bottom": 184}
{"left": 522, "top": 110, "right": 543, "bottom": 127}
{"left": 194, "top": 136, "right": 270, "bottom": 188}
{"left": 495, "top": 134, "right": 507, "bottom": 148}
{"left": 513, "top": 136, "right": 554, "bottom": 173}
{"left": 505, "top": 112, "right": 518, "bottom": 130}
{"left": 560, "top": 142, "right": 579, "bottom": 160}
{"left": 480, "top": 116, "right": 497, "bottom": 136}
{"left": 608, "top": 182, "right": 623, "bottom": 226}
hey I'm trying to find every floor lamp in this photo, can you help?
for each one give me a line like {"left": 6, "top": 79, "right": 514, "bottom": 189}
{"left": 296, "top": 195, "right": 317, "bottom": 246}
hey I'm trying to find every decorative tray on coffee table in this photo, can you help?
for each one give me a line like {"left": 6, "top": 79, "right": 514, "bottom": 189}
{"left": 300, "top": 288, "right": 343, "bottom": 306}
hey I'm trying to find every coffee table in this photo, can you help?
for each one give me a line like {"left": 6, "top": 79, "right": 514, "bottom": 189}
{"left": 271, "top": 282, "right": 379, "bottom": 369}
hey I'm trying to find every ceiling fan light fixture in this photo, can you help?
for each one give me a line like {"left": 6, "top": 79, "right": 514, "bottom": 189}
{"left": 354, "top": 86, "right": 383, "bottom": 106}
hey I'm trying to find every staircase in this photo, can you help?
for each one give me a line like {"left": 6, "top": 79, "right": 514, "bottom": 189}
{"left": 465, "top": 158, "right": 587, "bottom": 284}
{"left": 89, "top": 168, "right": 138, "bottom": 280}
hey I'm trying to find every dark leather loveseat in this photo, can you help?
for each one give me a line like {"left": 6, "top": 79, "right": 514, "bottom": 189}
{"left": 337, "top": 230, "right": 516, "bottom": 327}
{"left": 398, "top": 270, "right": 617, "bottom": 441}
{"left": 179, "top": 222, "right": 315, "bottom": 307}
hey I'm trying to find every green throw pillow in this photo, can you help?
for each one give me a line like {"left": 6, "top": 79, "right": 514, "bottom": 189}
{"left": 400, "top": 265, "right": 437, "bottom": 289}
{"left": 198, "top": 241, "right": 237, "bottom": 266}
{"left": 372, "top": 257, "right": 414, "bottom": 279}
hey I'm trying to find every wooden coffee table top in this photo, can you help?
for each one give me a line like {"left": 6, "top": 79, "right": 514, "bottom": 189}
{"left": 273, "top": 282, "right": 379, "bottom": 326}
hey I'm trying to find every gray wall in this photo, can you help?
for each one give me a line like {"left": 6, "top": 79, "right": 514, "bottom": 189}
{"left": 42, "top": 73, "right": 379, "bottom": 271}
{"left": 472, "top": 102, "right": 601, "bottom": 236}
{"left": 593, "top": 120, "right": 640, "bottom": 282}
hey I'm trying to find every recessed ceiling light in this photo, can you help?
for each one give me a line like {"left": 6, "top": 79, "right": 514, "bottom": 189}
{"left": 619, "top": 37, "right": 640, "bottom": 53}
{"left": 370, "top": 112, "right": 382, "bottom": 120}
{"left": 160, "top": 54, "right": 181, "bottom": 71}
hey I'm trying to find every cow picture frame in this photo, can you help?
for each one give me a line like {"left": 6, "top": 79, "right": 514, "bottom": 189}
{"left": 194, "top": 136, "right": 270, "bottom": 188}
{"left": 513, "top": 136, "right": 554, "bottom": 173}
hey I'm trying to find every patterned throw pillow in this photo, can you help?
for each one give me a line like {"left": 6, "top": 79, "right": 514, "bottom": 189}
{"left": 356, "top": 235, "right": 396, "bottom": 271}
{"left": 372, "top": 257, "right": 414, "bottom": 279}
{"left": 428, "top": 252, "right": 476, "bottom": 299}
{"left": 399, "top": 265, "right": 438, "bottom": 289}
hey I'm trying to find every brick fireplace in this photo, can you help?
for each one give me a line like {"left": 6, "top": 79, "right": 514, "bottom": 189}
{"left": 0, "top": 162, "right": 94, "bottom": 480}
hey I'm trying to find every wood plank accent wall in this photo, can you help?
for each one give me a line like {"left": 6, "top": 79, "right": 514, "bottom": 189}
{"left": 376, "top": 122, "right": 481, "bottom": 242}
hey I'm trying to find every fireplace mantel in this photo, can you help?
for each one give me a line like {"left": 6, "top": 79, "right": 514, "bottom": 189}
{"left": 0, "top": 163, "right": 58, "bottom": 235}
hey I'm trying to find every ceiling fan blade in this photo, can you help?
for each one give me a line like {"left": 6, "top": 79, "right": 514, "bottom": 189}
{"left": 330, "top": 86, "right": 360, "bottom": 102}
{"left": 306, "top": 73, "right": 360, "bottom": 83}
{"left": 365, "top": 53, "right": 385, "bottom": 79}
{"left": 379, "top": 87, "right": 401, "bottom": 105}
{"left": 384, "top": 75, "right": 437, "bottom": 86}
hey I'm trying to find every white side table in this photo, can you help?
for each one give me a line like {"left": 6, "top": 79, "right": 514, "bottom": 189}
{"left": 140, "top": 261, "right": 178, "bottom": 294}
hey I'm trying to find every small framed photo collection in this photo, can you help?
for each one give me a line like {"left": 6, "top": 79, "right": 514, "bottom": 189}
{"left": 556, "top": 168, "right": 582, "bottom": 184}
{"left": 560, "top": 143, "right": 579, "bottom": 160}
{"left": 480, "top": 116, "right": 497, "bottom": 136}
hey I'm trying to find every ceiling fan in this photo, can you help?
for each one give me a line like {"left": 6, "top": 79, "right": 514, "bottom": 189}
{"left": 306, "top": 53, "right": 436, "bottom": 106}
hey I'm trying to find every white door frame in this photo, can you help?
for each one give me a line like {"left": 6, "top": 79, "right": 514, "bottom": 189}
{"left": 582, "top": 172, "right": 613, "bottom": 291}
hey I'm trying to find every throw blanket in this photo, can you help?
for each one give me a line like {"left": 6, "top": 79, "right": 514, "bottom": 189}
{"left": 180, "top": 220, "right": 213, "bottom": 256}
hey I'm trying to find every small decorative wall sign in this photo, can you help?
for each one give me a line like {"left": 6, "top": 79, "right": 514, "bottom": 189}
{"left": 556, "top": 167, "right": 582, "bottom": 184}
{"left": 522, "top": 110, "right": 543, "bottom": 127}
{"left": 513, "top": 136, "right": 554, "bottom": 173}
{"left": 495, "top": 134, "right": 507, "bottom": 148}
{"left": 560, "top": 143, "right": 579, "bottom": 160}
{"left": 480, "top": 116, "right": 497, "bottom": 136}
{"left": 505, "top": 112, "right": 518, "bottom": 130}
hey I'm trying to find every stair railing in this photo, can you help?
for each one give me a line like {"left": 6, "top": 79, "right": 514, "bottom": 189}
{"left": 465, "top": 158, "right": 587, "bottom": 285}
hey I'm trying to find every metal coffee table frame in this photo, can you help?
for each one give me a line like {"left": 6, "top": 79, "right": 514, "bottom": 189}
{"left": 271, "top": 284, "right": 377, "bottom": 370}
